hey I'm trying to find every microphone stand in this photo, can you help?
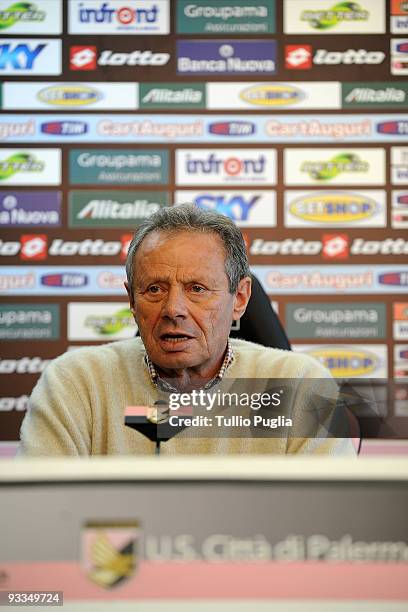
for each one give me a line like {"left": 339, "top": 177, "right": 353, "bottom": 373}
{"left": 125, "top": 400, "right": 190, "bottom": 456}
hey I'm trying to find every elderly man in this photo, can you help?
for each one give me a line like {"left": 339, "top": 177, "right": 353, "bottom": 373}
{"left": 19, "top": 204, "right": 355, "bottom": 456}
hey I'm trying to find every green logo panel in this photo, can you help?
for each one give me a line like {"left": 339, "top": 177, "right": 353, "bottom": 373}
{"left": 177, "top": 0, "right": 276, "bottom": 33}
{"left": 140, "top": 83, "right": 206, "bottom": 109}
{"left": 342, "top": 82, "right": 408, "bottom": 107}
{"left": 69, "top": 149, "right": 169, "bottom": 185}
{"left": 69, "top": 191, "right": 170, "bottom": 228}
{"left": 0, "top": 304, "right": 60, "bottom": 340}
{"left": 285, "top": 303, "right": 386, "bottom": 340}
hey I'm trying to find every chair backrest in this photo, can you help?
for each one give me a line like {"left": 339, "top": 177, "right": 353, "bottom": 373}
{"left": 229, "top": 274, "right": 291, "bottom": 350}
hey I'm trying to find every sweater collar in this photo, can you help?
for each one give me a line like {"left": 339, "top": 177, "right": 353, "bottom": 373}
{"left": 144, "top": 340, "right": 234, "bottom": 392}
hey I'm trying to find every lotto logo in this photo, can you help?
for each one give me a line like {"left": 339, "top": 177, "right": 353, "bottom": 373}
{"left": 70, "top": 46, "right": 97, "bottom": 70}
{"left": 322, "top": 234, "right": 349, "bottom": 259}
{"left": 285, "top": 45, "right": 312, "bottom": 69}
{"left": 20, "top": 234, "right": 47, "bottom": 260}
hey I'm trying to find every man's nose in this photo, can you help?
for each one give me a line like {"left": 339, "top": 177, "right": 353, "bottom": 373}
{"left": 161, "top": 286, "right": 188, "bottom": 320}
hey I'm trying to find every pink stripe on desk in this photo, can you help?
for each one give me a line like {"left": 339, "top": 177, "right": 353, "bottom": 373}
{"left": 0, "top": 442, "right": 18, "bottom": 457}
{"left": 360, "top": 441, "right": 408, "bottom": 455}
{"left": 2, "top": 562, "right": 408, "bottom": 600}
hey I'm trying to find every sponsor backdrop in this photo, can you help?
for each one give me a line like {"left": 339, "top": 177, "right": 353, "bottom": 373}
{"left": 0, "top": 0, "right": 407, "bottom": 442}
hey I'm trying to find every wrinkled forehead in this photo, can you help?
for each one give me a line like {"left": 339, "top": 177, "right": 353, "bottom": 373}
{"left": 132, "top": 229, "right": 230, "bottom": 286}
{"left": 135, "top": 229, "right": 227, "bottom": 267}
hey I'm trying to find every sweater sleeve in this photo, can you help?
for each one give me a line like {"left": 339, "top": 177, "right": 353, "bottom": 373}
{"left": 18, "top": 358, "right": 92, "bottom": 457}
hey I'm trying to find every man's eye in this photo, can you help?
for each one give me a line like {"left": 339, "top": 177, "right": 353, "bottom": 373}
{"left": 147, "top": 285, "right": 161, "bottom": 294}
{"left": 191, "top": 285, "right": 205, "bottom": 293}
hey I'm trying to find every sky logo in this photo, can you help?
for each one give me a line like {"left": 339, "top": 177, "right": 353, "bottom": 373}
{"left": 0, "top": 42, "right": 44, "bottom": 69}
{"left": 194, "top": 194, "right": 260, "bottom": 221}
{"left": 0, "top": 38, "right": 61, "bottom": 74}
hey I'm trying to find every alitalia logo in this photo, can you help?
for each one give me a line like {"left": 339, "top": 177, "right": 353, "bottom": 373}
{"left": 142, "top": 88, "right": 203, "bottom": 104}
{"left": 301, "top": 153, "right": 368, "bottom": 181}
{"left": 345, "top": 87, "right": 407, "bottom": 103}
{"left": 77, "top": 199, "right": 160, "bottom": 219}
{"left": 0, "top": 3, "right": 45, "bottom": 30}
{"left": 0, "top": 153, "right": 44, "bottom": 180}
{"left": 301, "top": 2, "right": 369, "bottom": 30}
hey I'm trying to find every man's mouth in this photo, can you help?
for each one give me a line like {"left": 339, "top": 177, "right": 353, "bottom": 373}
{"left": 160, "top": 333, "right": 194, "bottom": 342}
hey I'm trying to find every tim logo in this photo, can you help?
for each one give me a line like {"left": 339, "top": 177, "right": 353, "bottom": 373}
{"left": 208, "top": 121, "right": 256, "bottom": 136}
{"left": 378, "top": 272, "right": 408, "bottom": 286}
{"left": 377, "top": 121, "right": 408, "bottom": 135}
{"left": 41, "top": 121, "right": 88, "bottom": 136}
{"left": 41, "top": 273, "right": 88, "bottom": 287}
{"left": 322, "top": 234, "right": 349, "bottom": 259}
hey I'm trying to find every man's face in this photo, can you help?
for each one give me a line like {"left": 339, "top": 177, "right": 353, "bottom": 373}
{"left": 125, "top": 230, "right": 250, "bottom": 375}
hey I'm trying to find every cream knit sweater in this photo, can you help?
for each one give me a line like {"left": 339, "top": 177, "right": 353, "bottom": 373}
{"left": 19, "top": 338, "right": 356, "bottom": 456}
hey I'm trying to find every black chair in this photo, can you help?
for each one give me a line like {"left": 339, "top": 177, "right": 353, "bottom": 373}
{"left": 230, "top": 274, "right": 291, "bottom": 350}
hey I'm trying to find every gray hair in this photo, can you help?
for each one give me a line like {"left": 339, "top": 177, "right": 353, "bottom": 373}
{"left": 126, "top": 204, "right": 250, "bottom": 294}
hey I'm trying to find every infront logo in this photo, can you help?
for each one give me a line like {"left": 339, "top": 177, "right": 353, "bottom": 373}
{"left": 185, "top": 152, "right": 266, "bottom": 176}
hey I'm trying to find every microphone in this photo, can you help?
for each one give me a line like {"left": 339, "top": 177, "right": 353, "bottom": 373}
{"left": 124, "top": 400, "right": 192, "bottom": 455}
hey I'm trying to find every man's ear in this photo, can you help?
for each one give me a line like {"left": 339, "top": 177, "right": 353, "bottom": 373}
{"left": 232, "top": 276, "right": 251, "bottom": 321}
{"left": 124, "top": 281, "right": 135, "bottom": 313}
